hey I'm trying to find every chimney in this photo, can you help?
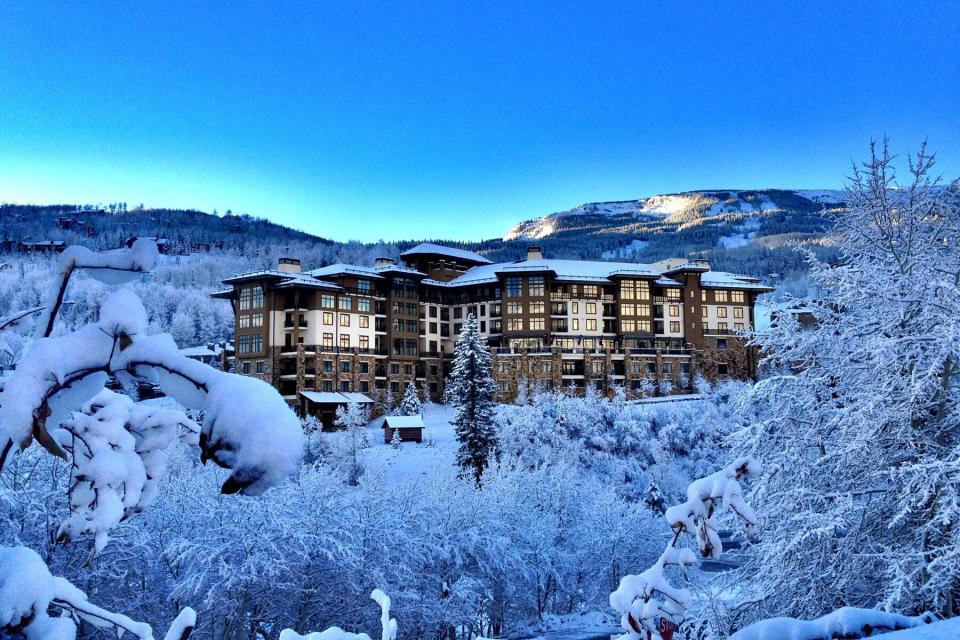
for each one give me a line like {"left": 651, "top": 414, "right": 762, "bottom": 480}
{"left": 527, "top": 246, "right": 544, "bottom": 261}
{"left": 277, "top": 257, "right": 301, "bottom": 273}
{"left": 375, "top": 257, "right": 395, "bottom": 268}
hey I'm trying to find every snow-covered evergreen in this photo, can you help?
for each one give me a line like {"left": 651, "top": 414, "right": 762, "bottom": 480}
{"left": 447, "top": 314, "right": 499, "bottom": 484}
{"left": 398, "top": 383, "right": 421, "bottom": 417}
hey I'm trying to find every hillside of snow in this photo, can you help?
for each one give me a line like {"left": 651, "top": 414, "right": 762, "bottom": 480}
{"left": 503, "top": 189, "right": 845, "bottom": 240}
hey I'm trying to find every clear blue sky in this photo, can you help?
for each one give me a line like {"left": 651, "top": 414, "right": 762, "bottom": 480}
{"left": 1, "top": 2, "right": 957, "bottom": 242}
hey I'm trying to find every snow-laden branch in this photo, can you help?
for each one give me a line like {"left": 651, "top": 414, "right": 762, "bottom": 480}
{"left": 0, "top": 545, "right": 195, "bottom": 640}
{"left": 610, "top": 457, "right": 762, "bottom": 639}
{"left": 279, "top": 588, "right": 397, "bottom": 640}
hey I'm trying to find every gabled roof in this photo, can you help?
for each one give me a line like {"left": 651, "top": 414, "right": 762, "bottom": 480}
{"left": 401, "top": 243, "right": 492, "bottom": 265}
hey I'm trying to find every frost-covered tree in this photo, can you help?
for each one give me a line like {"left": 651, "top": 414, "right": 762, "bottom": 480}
{"left": 733, "top": 141, "right": 960, "bottom": 620}
{"left": 336, "top": 401, "right": 370, "bottom": 486}
{"left": 399, "top": 383, "right": 421, "bottom": 416}
{"left": 448, "top": 314, "right": 498, "bottom": 484}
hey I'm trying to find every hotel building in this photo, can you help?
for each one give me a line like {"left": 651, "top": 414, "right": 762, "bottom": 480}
{"left": 213, "top": 244, "right": 772, "bottom": 408}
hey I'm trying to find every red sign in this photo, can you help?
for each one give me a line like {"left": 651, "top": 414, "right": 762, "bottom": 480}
{"left": 658, "top": 617, "right": 677, "bottom": 640}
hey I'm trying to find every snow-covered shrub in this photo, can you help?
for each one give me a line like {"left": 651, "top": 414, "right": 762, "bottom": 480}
{"left": 610, "top": 457, "right": 762, "bottom": 640}
{"left": 0, "top": 545, "right": 195, "bottom": 640}
{"left": 280, "top": 589, "right": 397, "bottom": 640}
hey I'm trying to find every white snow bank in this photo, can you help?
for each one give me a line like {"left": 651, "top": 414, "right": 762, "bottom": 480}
{"left": 730, "top": 607, "right": 937, "bottom": 640}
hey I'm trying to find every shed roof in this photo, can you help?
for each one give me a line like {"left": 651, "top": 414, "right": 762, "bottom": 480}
{"left": 383, "top": 415, "right": 426, "bottom": 429}
{"left": 299, "top": 391, "right": 375, "bottom": 404}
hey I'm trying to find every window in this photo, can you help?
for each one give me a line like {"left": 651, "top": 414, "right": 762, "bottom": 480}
{"left": 322, "top": 380, "right": 333, "bottom": 392}
{"left": 637, "top": 320, "right": 651, "bottom": 332}
{"left": 629, "top": 361, "right": 642, "bottom": 374}
{"left": 357, "top": 279, "right": 371, "bottom": 293}
{"left": 429, "top": 321, "right": 438, "bottom": 333}
{"left": 251, "top": 334, "right": 263, "bottom": 352}
{"left": 717, "top": 339, "right": 728, "bottom": 350}
{"left": 321, "top": 294, "right": 335, "bottom": 308}
{"left": 256, "top": 360, "right": 265, "bottom": 374}
{"left": 717, "top": 307, "right": 728, "bottom": 318}
{"left": 360, "top": 315, "right": 369, "bottom": 328}
{"left": 572, "top": 318, "right": 579, "bottom": 331}
{"left": 717, "top": 363, "right": 729, "bottom": 375}
{"left": 340, "top": 334, "right": 351, "bottom": 348}
{"left": 323, "top": 333, "right": 334, "bottom": 347}
{"left": 529, "top": 301, "right": 545, "bottom": 314}
{"left": 714, "top": 290, "right": 729, "bottom": 303}
{"left": 506, "top": 277, "right": 522, "bottom": 297}
{"left": 340, "top": 381, "right": 351, "bottom": 392}
{"left": 341, "top": 361, "right": 351, "bottom": 373}
{"left": 621, "top": 303, "right": 635, "bottom": 316}
{"left": 454, "top": 307, "right": 463, "bottom": 319}
{"left": 404, "top": 364, "right": 413, "bottom": 375}
{"left": 669, "top": 305, "right": 680, "bottom": 317}
{"left": 406, "top": 303, "right": 417, "bottom": 316}
{"left": 507, "top": 318, "right": 523, "bottom": 331}
{"left": 507, "top": 302, "right": 523, "bottom": 315}
{"left": 239, "top": 288, "right": 252, "bottom": 310}
{"left": 666, "top": 288, "right": 681, "bottom": 301}
{"left": 622, "top": 320, "right": 635, "bottom": 332}
{"left": 591, "top": 360, "right": 604, "bottom": 375}
{"left": 480, "top": 321, "right": 486, "bottom": 332}
{"left": 241, "top": 361, "right": 251, "bottom": 374}
{"left": 360, "top": 381, "right": 369, "bottom": 392}
{"left": 735, "top": 322, "right": 745, "bottom": 331}
{"left": 572, "top": 302, "right": 579, "bottom": 314}
{"left": 529, "top": 317, "right": 545, "bottom": 331}
{"left": 731, "top": 291, "right": 745, "bottom": 303}
{"left": 491, "top": 320, "right": 501, "bottom": 333}
{"left": 251, "top": 286, "right": 263, "bottom": 308}
{"left": 734, "top": 307, "right": 744, "bottom": 319}
{"left": 339, "top": 297, "right": 352, "bottom": 310}
{"left": 323, "top": 360, "right": 333, "bottom": 372}
{"left": 323, "top": 311, "right": 334, "bottom": 325}
{"left": 619, "top": 280, "right": 650, "bottom": 301}
{"left": 528, "top": 276, "right": 545, "bottom": 296}
{"left": 681, "top": 363, "right": 690, "bottom": 374}
{"left": 390, "top": 363, "right": 400, "bottom": 375}
{"left": 701, "top": 290, "right": 707, "bottom": 302}
{"left": 358, "top": 298, "right": 371, "bottom": 313}
{"left": 670, "top": 321, "right": 681, "bottom": 333}
{"left": 340, "top": 313, "right": 350, "bottom": 327}
{"left": 702, "top": 307, "right": 708, "bottom": 317}
{"left": 718, "top": 322, "right": 728, "bottom": 330}
{"left": 582, "top": 285, "right": 598, "bottom": 297}
{"left": 239, "top": 314, "right": 251, "bottom": 329}
{"left": 586, "top": 319, "right": 597, "bottom": 331}
{"left": 647, "top": 362, "right": 656, "bottom": 374}
{"left": 392, "top": 302, "right": 403, "bottom": 316}
{"left": 586, "top": 302, "right": 597, "bottom": 314}
{"left": 359, "top": 336, "right": 369, "bottom": 349}
{"left": 663, "top": 362, "right": 673, "bottom": 374}
{"left": 454, "top": 323, "right": 462, "bottom": 334}
{"left": 543, "top": 361, "right": 553, "bottom": 373}
{"left": 429, "top": 306, "right": 438, "bottom": 318}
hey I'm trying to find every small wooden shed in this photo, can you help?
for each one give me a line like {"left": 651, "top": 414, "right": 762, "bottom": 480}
{"left": 383, "top": 415, "right": 426, "bottom": 444}
{"left": 300, "top": 391, "right": 375, "bottom": 430}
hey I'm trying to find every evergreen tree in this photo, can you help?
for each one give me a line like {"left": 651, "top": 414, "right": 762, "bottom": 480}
{"left": 448, "top": 314, "right": 499, "bottom": 484}
{"left": 399, "top": 382, "right": 422, "bottom": 416}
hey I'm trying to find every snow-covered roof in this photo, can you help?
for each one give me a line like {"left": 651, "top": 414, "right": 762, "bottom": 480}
{"left": 700, "top": 271, "right": 774, "bottom": 291}
{"left": 655, "top": 276, "right": 683, "bottom": 287}
{"left": 222, "top": 269, "right": 307, "bottom": 283}
{"left": 383, "top": 415, "right": 426, "bottom": 429}
{"left": 374, "top": 264, "right": 427, "bottom": 277}
{"left": 439, "top": 258, "right": 662, "bottom": 288}
{"left": 401, "top": 243, "right": 492, "bottom": 264}
{"left": 307, "top": 264, "right": 385, "bottom": 280}
{"left": 299, "top": 391, "right": 375, "bottom": 404}
{"left": 179, "top": 346, "right": 218, "bottom": 358}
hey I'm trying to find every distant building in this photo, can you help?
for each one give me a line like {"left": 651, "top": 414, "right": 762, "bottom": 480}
{"left": 214, "top": 244, "right": 773, "bottom": 405}
{"left": 298, "top": 390, "right": 376, "bottom": 430}
{"left": 18, "top": 240, "right": 66, "bottom": 254}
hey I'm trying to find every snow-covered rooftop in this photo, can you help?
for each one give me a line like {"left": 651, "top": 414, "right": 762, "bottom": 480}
{"left": 307, "top": 264, "right": 386, "bottom": 279}
{"left": 383, "top": 415, "right": 426, "bottom": 428}
{"left": 299, "top": 391, "right": 375, "bottom": 404}
{"left": 401, "top": 243, "right": 492, "bottom": 264}
{"left": 700, "top": 271, "right": 774, "bottom": 291}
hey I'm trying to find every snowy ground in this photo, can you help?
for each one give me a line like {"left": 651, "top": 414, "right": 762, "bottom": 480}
{"left": 359, "top": 403, "right": 459, "bottom": 481}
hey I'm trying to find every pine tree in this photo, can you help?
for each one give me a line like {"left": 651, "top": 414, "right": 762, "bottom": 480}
{"left": 448, "top": 314, "right": 499, "bottom": 484}
{"left": 390, "top": 426, "right": 402, "bottom": 449}
{"left": 399, "top": 382, "right": 421, "bottom": 416}
{"left": 335, "top": 401, "right": 369, "bottom": 486}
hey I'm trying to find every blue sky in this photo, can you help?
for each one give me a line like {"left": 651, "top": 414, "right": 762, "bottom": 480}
{"left": 1, "top": 2, "right": 958, "bottom": 242}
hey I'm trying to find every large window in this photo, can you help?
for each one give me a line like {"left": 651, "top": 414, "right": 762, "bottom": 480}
{"left": 340, "top": 334, "right": 350, "bottom": 348}
{"left": 734, "top": 307, "right": 744, "bottom": 319}
{"left": 666, "top": 288, "right": 681, "bottom": 301}
{"left": 340, "top": 313, "right": 350, "bottom": 327}
{"left": 357, "top": 279, "right": 371, "bottom": 293}
{"left": 619, "top": 280, "right": 650, "bottom": 301}
{"left": 586, "top": 319, "right": 597, "bottom": 331}
{"left": 323, "top": 333, "right": 334, "bottom": 347}
{"left": 529, "top": 317, "right": 545, "bottom": 331}
{"left": 731, "top": 291, "right": 745, "bottom": 303}
{"left": 360, "top": 315, "right": 370, "bottom": 328}
{"left": 238, "top": 335, "right": 250, "bottom": 353}
{"left": 717, "top": 307, "right": 728, "bottom": 318}
{"left": 507, "top": 318, "right": 523, "bottom": 331}
{"left": 339, "top": 296, "right": 353, "bottom": 310}
{"left": 323, "top": 311, "right": 334, "bottom": 325}
{"left": 529, "top": 301, "right": 545, "bottom": 314}
{"left": 359, "top": 335, "right": 369, "bottom": 349}
{"left": 506, "top": 277, "right": 522, "bottom": 297}
{"left": 582, "top": 285, "right": 598, "bottom": 297}
{"left": 358, "top": 298, "right": 371, "bottom": 312}
{"left": 586, "top": 302, "right": 597, "bottom": 314}
{"left": 506, "top": 301, "right": 523, "bottom": 315}
{"left": 669, "top": 321, "right": 681, "bottom": 333}
{"left": 669, "top": 305, "right": 680, "bottom": 317}
{"left": 528, "top": 276, "right": 545, "bottom": 296}
{"left": 714, "top": 290, "right": 729, "bottom": 303}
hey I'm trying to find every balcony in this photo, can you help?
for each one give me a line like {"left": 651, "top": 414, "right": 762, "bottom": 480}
{"left": 703, "top": 328, "right": 746, "bottom": 336}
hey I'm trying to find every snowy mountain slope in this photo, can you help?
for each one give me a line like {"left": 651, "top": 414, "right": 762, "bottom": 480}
{"left": 503, "top": 189, "right": 844, "bottom": 240}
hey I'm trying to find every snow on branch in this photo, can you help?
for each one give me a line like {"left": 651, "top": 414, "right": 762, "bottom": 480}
{"left": 0, "top": 545, "right": 195, "bottom": 640}
{"left": 728, "top": 606, "right": 936, "bottom": 640}
{"left": 0, "top": 288, "right": 303, "bottom": 551}
{"left": 610, "top": 457, "right": 762, "bottom": 640}
{"left": 280, "top": 588, "right": 397, "bottom": 640}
